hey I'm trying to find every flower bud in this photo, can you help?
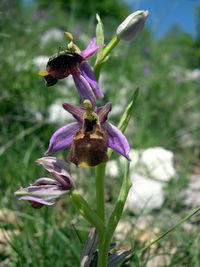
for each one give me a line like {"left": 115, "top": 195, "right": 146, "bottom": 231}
{"left": 15, "top": 157, "right": 74, "bottom": 208}
{"left": 116, "top": 10, "right": 149, "bottom": 41}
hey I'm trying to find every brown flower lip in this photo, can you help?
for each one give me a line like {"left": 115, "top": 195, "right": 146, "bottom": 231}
{"left": 46, "top": 52, "right": 84, "bottom": 80}
{"left": 67, "top": 121, "right": 109, "bottom": 167}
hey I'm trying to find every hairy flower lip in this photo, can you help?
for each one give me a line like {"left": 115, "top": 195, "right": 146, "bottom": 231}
{"left": 45, "top": 101, "right": 131, "bottom": 162}
{"left": 67, "top": 122, "right": 109, "bottom": 167}
{"left": 39, "top": 37, "right": 104, "bottom": 104}
{"left": 46, "top": 52, "right": 83, "bottom": 79}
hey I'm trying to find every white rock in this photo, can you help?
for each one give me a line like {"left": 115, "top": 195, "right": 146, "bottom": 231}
{"left": 106, "top": 160, "right": 119, "bottom": 177}
{"left": 125, "top": 147, "right": 176, "bottom": 181}
{"left": 125, "top": 173, "right": 164, "bottom": 212}
{"left": 48, "top": 100, "right": 72, "bottom": 123}
{"left": 117, "top": 147, "right": 177, "bottom": 212}
{"left": 183, "top": 177, "right": 200, "bottom": 207}
{"left": 115, "top": 221, "right": 132, "bottom": 240}
{"left": 33, "top": 55, "right": 49, "bottom": 70}
{"left": 41, "top": 27, "right": 64, "bottom": 46}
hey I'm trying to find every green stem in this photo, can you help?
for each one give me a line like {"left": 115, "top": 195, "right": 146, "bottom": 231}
{"left": 98, "top": 242, "right": 110, "bottom": 267}
{"left": 97, "top": 161, "right": 131, "bottom": 266}
{"left": 69, "top": 189, "right": 105, "bottom": 238}
{"left": 102, "top": 35, "right": 120, "bottom": 61}
{"left": 94, "top": 33, "right": 121, "bottom": 267}
{"left": 95, "top": 163, "right": 107, "bottom": 267}
{"left": 136, "top": 206, "right": 200, "bottom": 255}
{"left": 94, "top": 35, "right": 120, "bottom": 80}
{"left": 95, "top": 163, "right": 106, "bottom": 223}
{"left": 95, "top": 162, "right": 107, "bottom": 267}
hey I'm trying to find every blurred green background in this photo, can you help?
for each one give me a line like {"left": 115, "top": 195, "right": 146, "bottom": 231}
{"left": 0, "top": 0, "right": 200, "bottom": 266}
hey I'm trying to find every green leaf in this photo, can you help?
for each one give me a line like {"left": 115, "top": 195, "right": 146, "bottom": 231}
{"left": 118, "top": 87, "right": 139, "bottom": 133}
{"left": 105, "top": 160, "right": 131, "bottom": 244}
{"left": 96, "top": 13, "right": 104, "bottom": 62}
{"left": 69, "top": 189, "right": 105, "bottom": 238}
{"left": 55, "top": 229, "right": 80, "bottom": 262}
{"left": 136, "top": 205, "right": 200, "bottom": 255}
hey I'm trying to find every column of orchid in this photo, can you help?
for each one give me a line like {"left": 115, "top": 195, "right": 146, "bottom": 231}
{"left": 15, "top": 11, "right": 149, "bottom": 267}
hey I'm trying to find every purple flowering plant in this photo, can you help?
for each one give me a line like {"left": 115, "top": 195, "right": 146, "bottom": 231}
{"left": 15, "top": 11, "right": 151, "bottom": 267}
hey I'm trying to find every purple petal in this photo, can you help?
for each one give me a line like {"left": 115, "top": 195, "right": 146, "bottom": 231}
{"left": 15, "top": 184, "right": 68, "bottom": 206}
{"left": 62, "top": 103, "right": 85, "bottom": 123}
{"left": 102, "top": 122, "right": 131, "bottom": 160}
{"left": 36, "top": 157, "right": 74, "bottom": 189}
{"left": 81, "top": 37, "right": 103, "bottom": 59}
{"left": 32, "top": 177, "right": 60, "bottom": 186}
{"left": 36, "top": 157, "right": 70, "bottom": 176}
{"left": 86, "top": 37, "right": 97, "bottom": 50}
{"left": 45, "top": 122, "right": 80, "bottom": 155}
{"left": 73, "top": 74, "right": 96, "bottom": 107}
{"left": 96, "top": 102, "right": 112, "bottom": 124}
{"left": 80, "top": 62, "right": 104, "bottom": 99}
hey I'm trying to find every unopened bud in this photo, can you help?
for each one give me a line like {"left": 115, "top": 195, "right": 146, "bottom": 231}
{"left": 116, "top": 10, "right": 149, "bottom": 41}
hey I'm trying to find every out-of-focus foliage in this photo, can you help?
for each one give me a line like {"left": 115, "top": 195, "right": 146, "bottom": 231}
{"left": 35, "top": 0, "right": 130, "bottom": 20}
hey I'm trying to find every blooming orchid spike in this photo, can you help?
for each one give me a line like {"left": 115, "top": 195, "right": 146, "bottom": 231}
{"left": 45, "top": 100, "right": 131, "bottom": 167}
{"left": 116, "top": 10, "right": 149, "bottom": 41}
{"left": 39, "top": 35, "right": 104, "bottom": 105}
{"left": 15, "top": 157, "right": 74, "bottom": 208}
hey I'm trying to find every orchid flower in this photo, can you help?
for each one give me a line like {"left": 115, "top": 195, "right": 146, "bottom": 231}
{"left": 45, "top": 100, "right": 130, "bottom": 168}
{"left": 39, "top": 36, "right": 104, "bottom": 106}
{"left": 15, "top": 157, "right": 74, "bottom": 208}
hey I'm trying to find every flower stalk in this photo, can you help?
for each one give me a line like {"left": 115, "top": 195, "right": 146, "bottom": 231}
{"left": 69, "top": 189, "right": 105, "bottom": 240}
{"left": 94, "top": 35, "right": 120, "bottom": 80}
{"left": 94, "top": 88, "right": 139, "bottom": 266}
{"left": 96, "top": 160, "right": 131, "bottom": 267}
{"left": 95, "top": 163, "right": 106, "bottom": 223}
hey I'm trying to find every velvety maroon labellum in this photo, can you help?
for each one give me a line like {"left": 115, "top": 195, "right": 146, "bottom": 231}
{"left": 46, "top": 52, "right": 83, "bottom": 79}
{"left": 29, "top": 201, "right": 44, "bottom": 209}
{"left": 43, "top": 74, "right": 58, "bottom": 87}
